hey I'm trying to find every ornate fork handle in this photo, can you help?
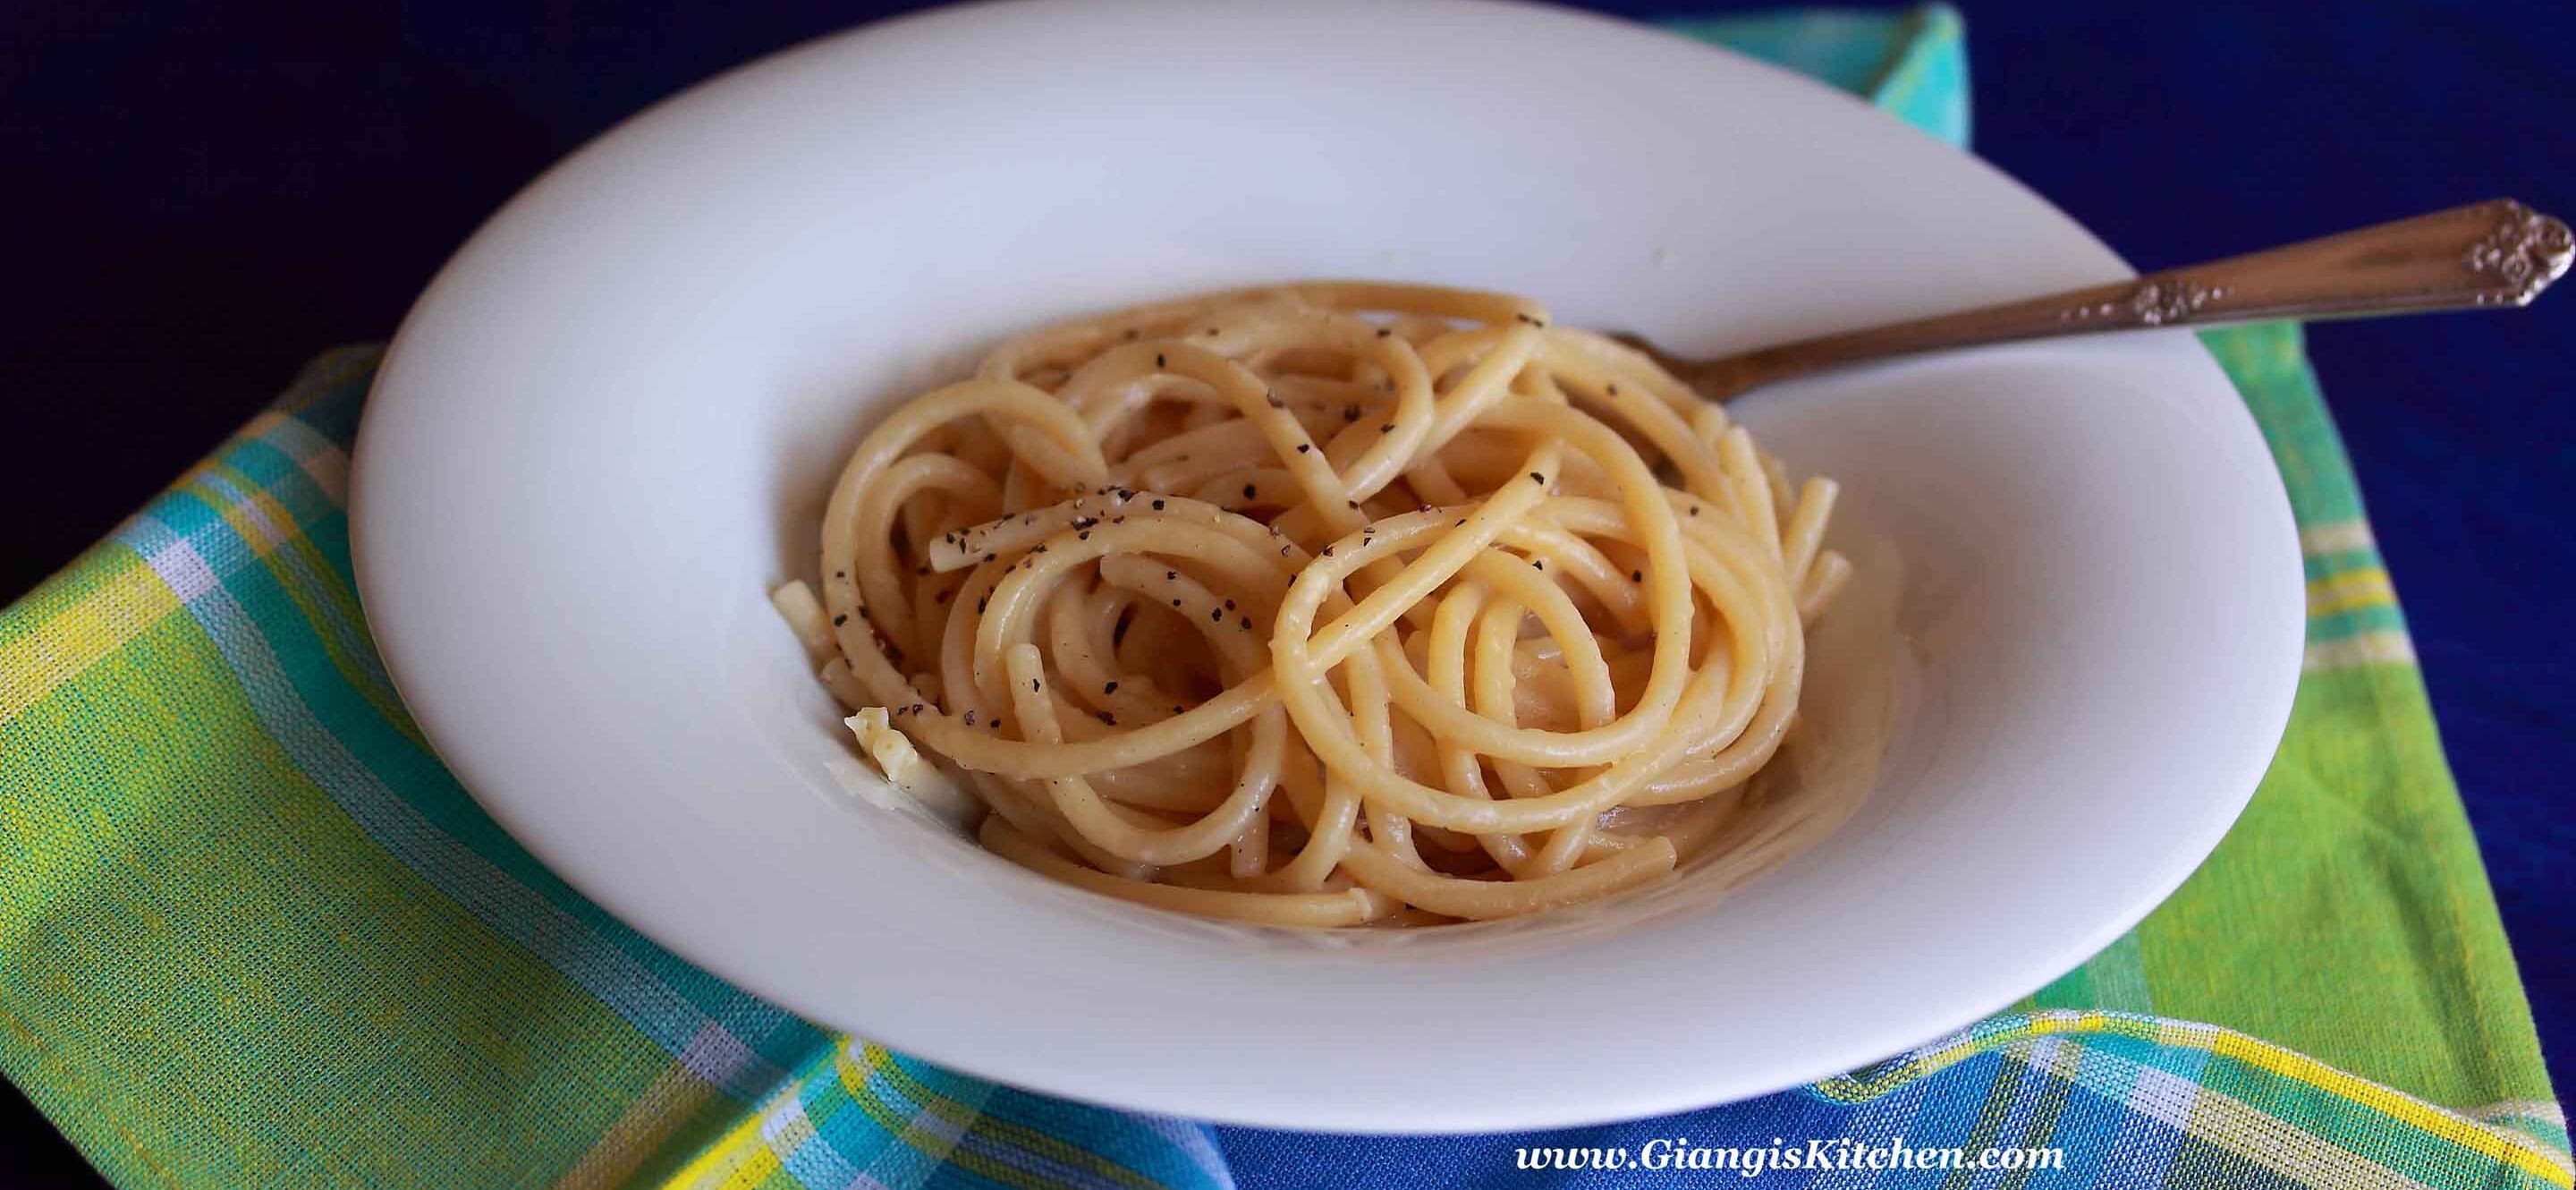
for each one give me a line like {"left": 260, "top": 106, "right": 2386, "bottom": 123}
{"left": 1648, "top": 199, "right": 2572, "bottom": 400}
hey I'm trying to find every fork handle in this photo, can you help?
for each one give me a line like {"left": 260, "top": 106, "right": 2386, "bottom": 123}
{"left": 1709, "top": 199, "right": 2572, "bottom": 395}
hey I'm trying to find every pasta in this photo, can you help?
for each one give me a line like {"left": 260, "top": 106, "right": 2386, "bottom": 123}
{"left": 775, "top": 283, "right": 1856, "bottom": 926}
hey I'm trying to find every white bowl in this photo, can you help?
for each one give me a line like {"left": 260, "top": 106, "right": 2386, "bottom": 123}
{"left": 351, "top": 0, "right": 2303, "bottom": 1132}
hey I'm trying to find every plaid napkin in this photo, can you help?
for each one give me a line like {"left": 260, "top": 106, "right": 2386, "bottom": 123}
{"left": 0, "top": 6, "right": 2562, "bottom": 1187}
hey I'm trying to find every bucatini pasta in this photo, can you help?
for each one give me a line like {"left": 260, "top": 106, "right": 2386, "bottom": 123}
{"left": 773, "top": 283, "right": 1854, "bottom": 926}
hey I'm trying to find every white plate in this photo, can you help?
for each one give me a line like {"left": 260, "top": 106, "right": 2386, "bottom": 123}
{"left": 351, "top": 0, "right": 2302, "bottom": 1133}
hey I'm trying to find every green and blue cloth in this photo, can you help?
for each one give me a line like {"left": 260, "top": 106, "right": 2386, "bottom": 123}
{"left": 0, "top": 6, "right": 2561, "bottom": 1186}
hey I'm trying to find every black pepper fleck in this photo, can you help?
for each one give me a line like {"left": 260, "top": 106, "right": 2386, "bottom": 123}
{"left": 832, "top": 614, "right": 847, "bottom": 625}
{"left": 1631, "top": 570, "right": 1644, "bottom": 582}
{"left": 1096, "top": 710, "right": 1116, "bottom": 726}
{"left": 1151, "top": 498, "right": 1166, "bottom": 511}
{"left": 1104, "top": 680, "right": 1118, "bottom": 694}
{"left": 1296, "top": 444, "right": 1310, "bottom": 454}
{"left": 1530, "top": 472, "right": 1546, "bottom": 485}
{"left": 1242, "top": 483, "right": 1258, "bottom": 501}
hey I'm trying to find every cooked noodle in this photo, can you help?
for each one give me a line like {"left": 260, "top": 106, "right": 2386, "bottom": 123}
{"left": 777, "top": 283, "right": 1855, "bottom": 925}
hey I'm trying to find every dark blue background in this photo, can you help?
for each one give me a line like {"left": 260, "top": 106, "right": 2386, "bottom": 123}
{"left": 3, "top": 1, "right": 2566, "bottom": 1183}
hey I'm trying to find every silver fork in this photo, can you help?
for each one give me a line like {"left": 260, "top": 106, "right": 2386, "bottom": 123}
{"left": 1615, "top": 199, "right": 2572, "bottom": 403}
